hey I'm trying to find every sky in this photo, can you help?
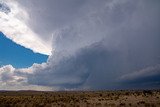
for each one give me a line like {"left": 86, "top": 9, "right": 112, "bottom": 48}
{"left": 0, "top": 32, "right": 48, "bottom": 68}
{"left": 0, "top": 0, "right": 160, "bottom": 91}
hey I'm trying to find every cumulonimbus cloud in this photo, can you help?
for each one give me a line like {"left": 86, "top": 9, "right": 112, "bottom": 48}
{"left": 0, "top": 0, "right": 160, "bottom": 90}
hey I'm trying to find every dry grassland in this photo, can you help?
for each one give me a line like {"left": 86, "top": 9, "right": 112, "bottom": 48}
{"left": 0, "top": 90, "right": 160, "bottom": 107}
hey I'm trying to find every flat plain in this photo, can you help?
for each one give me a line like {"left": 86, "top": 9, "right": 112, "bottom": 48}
{"left": 0, "top": 90, "right": 160, "bottom": 107}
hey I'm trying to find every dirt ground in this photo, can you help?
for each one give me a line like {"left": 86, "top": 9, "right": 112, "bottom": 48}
{"left": 0, "top": 90, "right": 160, "bottom": 107}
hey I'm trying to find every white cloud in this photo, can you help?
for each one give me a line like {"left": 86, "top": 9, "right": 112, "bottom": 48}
{"left": 0, "top": 0, "right": 51, "bottom": 55}
{"left": 0, "top": 64, "right": 58, "bottom": 91}
{"left": 0, "top": 65, "right": 25, "bottom": 87}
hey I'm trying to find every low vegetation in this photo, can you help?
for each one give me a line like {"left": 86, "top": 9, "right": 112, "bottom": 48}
{"left": 0, "top": 90, "right": 160, "bottom": 107}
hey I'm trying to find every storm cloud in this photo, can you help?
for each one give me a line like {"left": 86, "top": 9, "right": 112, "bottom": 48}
{"left": 0, "top": 0, "right": 160, "bottom": 90}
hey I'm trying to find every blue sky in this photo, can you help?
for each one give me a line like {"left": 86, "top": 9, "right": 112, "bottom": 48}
{"left": 0, "top": 32, "right": 48, "bottom": 68}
